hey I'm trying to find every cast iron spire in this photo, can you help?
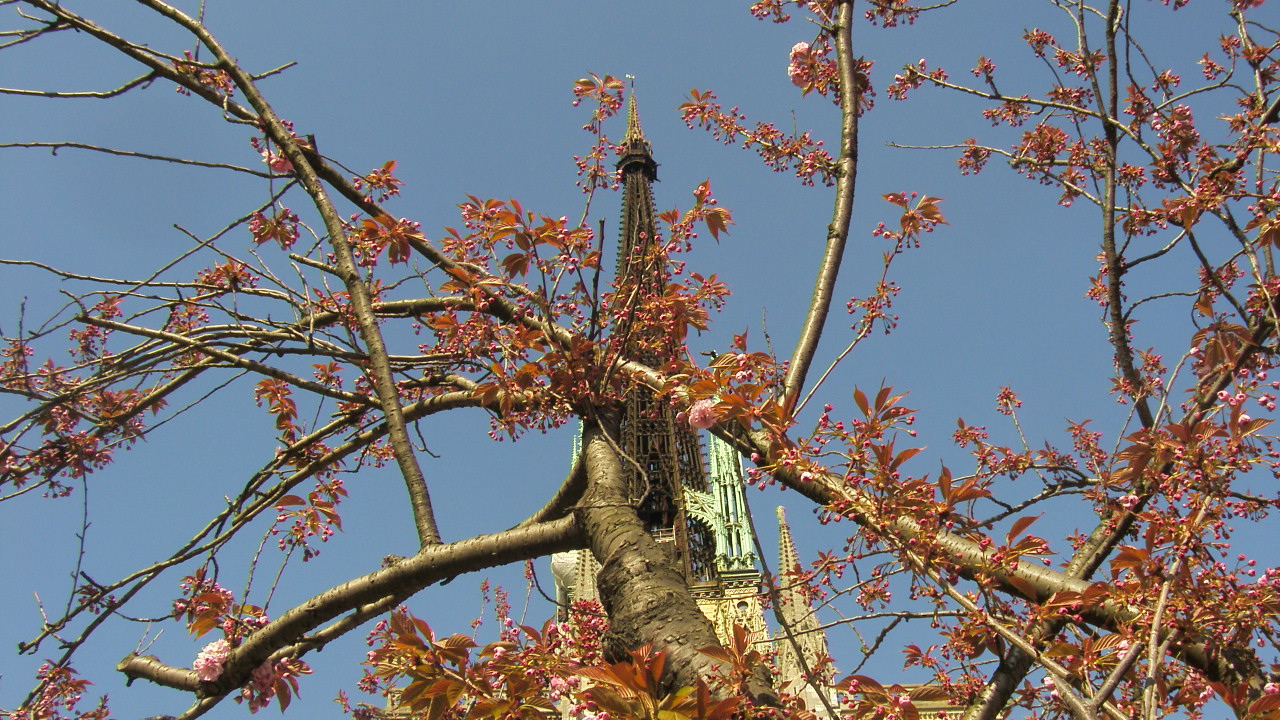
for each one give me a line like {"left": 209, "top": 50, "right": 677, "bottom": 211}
{"left": 612, "top": 84, "right": 718, "bottom": 583}
{"left": 553, "top": 86, "right": 768, "bottom": 639}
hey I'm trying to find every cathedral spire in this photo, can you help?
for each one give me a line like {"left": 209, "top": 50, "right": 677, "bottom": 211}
{"left": 777, "top": 507, "right": 801, "bottom": 574}
{"left": 613, "top": 77, "right": 663, "bottom": 324}
{"left": 616, "top": 80, "right": 658, "bottom": 182}
{"left": 776, "top": 507, "right": 820, "bottom": 634}
{"left": 623, "top": 76, "right": 646, "bottom": 147}
{"left": 609, "top": 82, "right": 712, "bottom": 584}
{"left": 551, "top": 85, "right": 767, "bottom": 646}
{"left": 775, "top": 507, "right": 834, "bottom": 702}
{"left": 703, "top": 436, "right": 758, "bottom": 572}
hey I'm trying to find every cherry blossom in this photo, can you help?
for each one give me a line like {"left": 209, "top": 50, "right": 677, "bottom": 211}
{"left": 788, "top": 42, "right": 811, "bottom": 86}
{"left": 686, "top": 398, "right": 717, "bottom": 429}
{"left": 260, "top": 148, "right": 293, "bottom": 174}
{"left": 192, "top": 639, "right": 230, "bottom": 682}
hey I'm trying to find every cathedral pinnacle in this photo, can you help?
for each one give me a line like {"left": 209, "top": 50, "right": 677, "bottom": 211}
{"left": 616, "top": 77, "right": 657, "bottom": 180}
{"left": 777, "top": 506, "right": 800, "bottom": 572}
{"left": 775, "top": 506, "right": 836, "bottom": 709}
{"left": 623, "top": 75, "right": 646, "bottom": 147}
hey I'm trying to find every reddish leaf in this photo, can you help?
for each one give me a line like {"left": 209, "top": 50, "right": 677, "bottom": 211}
{"left": 501, "top": 253, "right": 529, "bottom": 277}
{"left": 834, "top": 674, "right": 887, "bottom": 698}
{"left": 909, "top": 685, "right": 950, "bottom": 701}
{"left": 1005, "top": 514, "right": 1042, "bottom": 544}
{"left": 1112, "top": 545, "right": 1149, "bottom": 571}
{"left": 891, "top": 446, "right": 923, "bottom": 470}
{"left": 704, "top": 207, "right": 732, "bottom": 241}
{"left": 854, "top": 387, "right": 870, "bottom": 416}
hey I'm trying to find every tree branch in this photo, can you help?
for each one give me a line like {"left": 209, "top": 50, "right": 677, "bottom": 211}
{"left": 782, "top": 0, "right": 859, "bottom": 402}
{"left": 0, "top": 141, "right": 272, "bottom": 176}
{"left": 116, "top": 516, "right": 581, "bottom": 696}
{"left": 129, "top": 0, "right": 447, "bottom": 546}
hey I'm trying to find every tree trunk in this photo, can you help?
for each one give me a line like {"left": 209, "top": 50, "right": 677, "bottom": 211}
{"left": 576, "top": 417, "right": 776, "bottom": 702}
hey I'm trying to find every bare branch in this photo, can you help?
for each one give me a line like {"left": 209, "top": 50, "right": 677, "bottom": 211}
{"left": 0, "top": 72, "right": 155, "bottom": 99}
{"left": 0, "top": 141, "right": 273, "bottom": 176}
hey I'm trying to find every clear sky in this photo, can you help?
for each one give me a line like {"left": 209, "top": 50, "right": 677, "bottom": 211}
{"left": 0, "top": 1, "right": 1260, "bottom": 718}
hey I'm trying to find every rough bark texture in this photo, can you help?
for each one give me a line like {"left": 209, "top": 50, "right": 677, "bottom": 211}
{"left": 577, "top": 418, "right": 776, "bottom": 702}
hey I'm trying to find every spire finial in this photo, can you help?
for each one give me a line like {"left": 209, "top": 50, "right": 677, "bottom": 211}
{"left": 624, "top": 75, "right": 645, "bottom": 146}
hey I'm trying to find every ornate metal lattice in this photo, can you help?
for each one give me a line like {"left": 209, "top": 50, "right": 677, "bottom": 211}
{"left": 613, "top": 90, "right": 718, "bottom": 585}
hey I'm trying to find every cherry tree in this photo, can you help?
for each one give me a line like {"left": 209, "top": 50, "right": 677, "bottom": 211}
{"left": 2, "top": 1, "right": 1280, "bottom": 720}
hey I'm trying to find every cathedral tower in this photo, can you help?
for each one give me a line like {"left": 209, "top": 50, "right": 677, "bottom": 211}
{"left": 551, "top": 87, "right": 764, "bottom": 641}
{"left": 611, "top": 87, "right": 721, "bottom": 584}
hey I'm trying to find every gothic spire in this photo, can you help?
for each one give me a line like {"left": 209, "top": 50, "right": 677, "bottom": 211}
{"left": 775, "top": 507, "right": 833, "bottom": 698}
{"left": 616, "top": 80, "right": 658, "bottom": 181}
{"left": 614, "top": 78, "right": 662, "bottom": 309}
{"left": 776, "top": 507, "right": 818, "bottom": 629}
{"left": 624, "top": 78, "right": 646, "bottom": 147}
{"left": 777, "top": 507, "right": 800, "bottom": 573}
{"left": 609, "top": 80, "right": 714, "bottom": 585}
{"left": 550, "top": 76, "right": 764, "bottom": 663}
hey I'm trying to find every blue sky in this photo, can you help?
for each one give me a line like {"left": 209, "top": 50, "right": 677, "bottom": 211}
{"left": 0, "top": 1, "right": 1264, "bottom": 718}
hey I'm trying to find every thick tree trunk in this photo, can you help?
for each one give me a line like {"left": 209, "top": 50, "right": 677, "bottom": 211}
{"left": 576, "top": 418, "right": 775, "bottom": 702}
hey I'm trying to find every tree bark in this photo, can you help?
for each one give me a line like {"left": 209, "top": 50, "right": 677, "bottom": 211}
{"left": 576, "top": 417, "right": 776, "bottom": 702}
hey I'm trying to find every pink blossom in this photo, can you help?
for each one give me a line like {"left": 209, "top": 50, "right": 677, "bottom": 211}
{"left": 240, "top": 660, "right": 277, "bottom": 712}
{"left": 250, "top": 661, "right": 275, "bottom": 693}
{"left": 260, "top": 148, "right": 293, "bottom": 174}
{"left": 788, "top": 42, "right": 811, "bottom": 86}
{"left": 548, "top": 675, "right": 574, "bottom": 700}
{"left": 687, "top": 398, "right": 717, "bottom": 429}
{"left": 1265, "top": 682, "right": 1280, "bottom": 695}
{"left": 1118, "top": 494, "right": 1139, "bottom": 510}
{"left": 193, "top": 639, "right": 230, "bottom": 682}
